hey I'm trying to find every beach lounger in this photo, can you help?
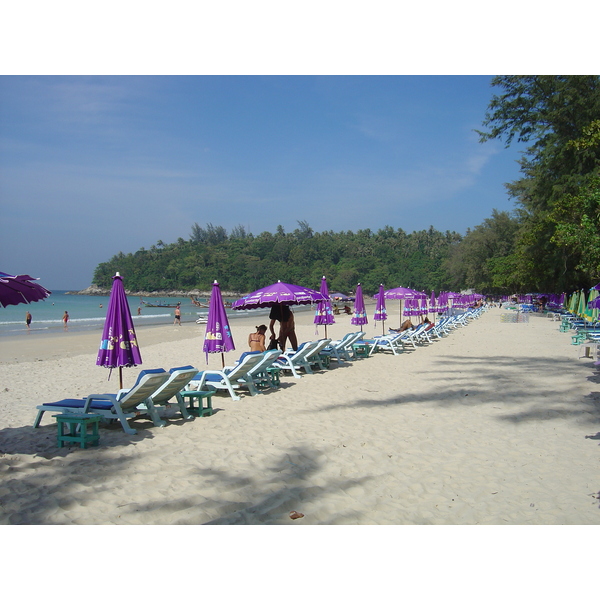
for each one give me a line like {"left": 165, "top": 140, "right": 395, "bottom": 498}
{"left": 246, "top": 349, "right": 283, "bottom": 389}
{"left": 321, "top": 332, "right": 362, "bottom": 362}
{"left": 188, "top": 352, "right": 265, "bottom": 401}
{"left": 304, "top": 338, "right": 333, "bottom": 370}
{"left": 276, "top": 341, "right": 320, "bottom": 378}
{"left": 144, "top": 365, "right": 200, "bottom": 424}
{"left": 33, "top": 369, "right": 171, "bottom": 435}
{"left": 368, "top": 332, "right": 405, "bottom": 356}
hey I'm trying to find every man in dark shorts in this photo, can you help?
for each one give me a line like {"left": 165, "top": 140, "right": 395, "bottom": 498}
{"left": 25, "top": 311, "right": 32, "bottom": 329}
{"left": 269, "top": 303, "right": 298, "bottom": 352}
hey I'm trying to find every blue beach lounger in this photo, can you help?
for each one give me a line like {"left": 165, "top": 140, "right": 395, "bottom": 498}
{"left": 188, "top": 352, "right": 265, "bottom": 401}
{"left": 33, "top": 369, "right": 171, "bottom": 435}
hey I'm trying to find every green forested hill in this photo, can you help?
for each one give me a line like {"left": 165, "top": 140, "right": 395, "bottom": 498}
{"left": 92, "top": 222, "right": 462, "bottom": 296}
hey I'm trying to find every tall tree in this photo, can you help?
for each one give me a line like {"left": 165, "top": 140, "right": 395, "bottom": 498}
{"left": 478, "top": 76, "right": 600, "bottom": 290}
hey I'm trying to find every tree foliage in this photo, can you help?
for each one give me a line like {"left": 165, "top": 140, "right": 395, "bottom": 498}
{"left": 93, "top": 221, "right": 462, "bottom": 295}
{"left": 478, "top": 76, "right": 600, "bottom": 291}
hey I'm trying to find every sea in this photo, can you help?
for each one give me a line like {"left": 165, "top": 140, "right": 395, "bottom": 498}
{"left": 0, "top": 291, "right": 297, "bottom": 338}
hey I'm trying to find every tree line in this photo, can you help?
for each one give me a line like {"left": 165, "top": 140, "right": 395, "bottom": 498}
{"left": 92, "top": 222, "right": 463, "bottom": 296}
{"left": 93, "top": 76, "right": 600, "bottom": 297}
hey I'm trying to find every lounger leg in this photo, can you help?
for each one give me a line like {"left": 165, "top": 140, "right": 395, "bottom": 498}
{"left": 33, "top": 409, "right": 45, "bottom": 428}
{"left": 145, "top": 398, "right": 167, "bottom": 427}
{"left": 175, "top": 392, "right": 194, "bottom": 420}
{"left": 222, "top": 380, "right": 241, "bottom": 401}
{"left": 301, "top": 361, "right": 313, "bottom": 374}
{"left": 111, "top": 404, "right": 137, "bottom": 435}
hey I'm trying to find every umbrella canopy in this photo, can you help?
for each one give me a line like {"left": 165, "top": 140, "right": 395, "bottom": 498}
{"left": 373, "top": 283, "right": 387, "bottom": 334}
{"left": 203, "top": 280, "right": 235, "bottom": 365}
{"left": 587, "top": 288, "right": 600, "bottom": 319}
{"left": 96, "top": 272, "right": 142, "bottom": 387}
{"left": 588, "top": 292, "right": 600, "bottom": 310}
{"left": 351, "top": 283, "right": 368, "bottom": 330}
{"left": 314, "top": 276, "right": 335, "bottom": 335}
{"left": 0, "top": 271, "right": 51, "bottom": 308}
{"left": 330, "top": 291, "right": 352, "bottom": 301}
{"left": 577, "top": 289, "right": 588, "bottom": 318}
{"left": 231, "top": 280, "right": 326, "bottom": 309}
{"left": 568, "top": 291, "right": 579, "bottom": 313}
{"left": 383, "top": 286, "right": 427, "bottom": 300}
{"left": 384, "top": 286, "right": 426, "bottom": 327}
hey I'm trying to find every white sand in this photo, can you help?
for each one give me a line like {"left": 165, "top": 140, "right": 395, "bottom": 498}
{"left": 1, "top": 306, "right": 599, "bottom": 525}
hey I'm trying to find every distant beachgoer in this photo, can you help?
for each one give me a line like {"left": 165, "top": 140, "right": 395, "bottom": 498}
{"left": 248, "top": 324, "right": 267, "bottom": 352}
{"left": 63, "top": 311, "right": 69, "bottom": 330}
{"left": 343, "top": 305, "right": 351, "bottom": 315}
{"left": 174, "top": 305, "right": 181, "bottom": 325}
{"left": 99, "top": 304, "right": 103, "bottom": 308}
{"left": 333, "top": 304, "right": 340, "bottom": 315}
{"left": 137, "top": 306, "right": 142, "bottom": 315}
{"left": 25, "top": 311, "right": 32, "bottom": 329}
{"left": 269, "top": 304, "right": 298, "bottom": 352}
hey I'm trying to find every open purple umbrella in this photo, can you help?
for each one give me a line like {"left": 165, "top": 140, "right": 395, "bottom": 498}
{"left": 231, "top": 280, "right": 326, "bottom": 309}
{"left": 0, "top": 271, "right": 51, "bottom": 308}
{"left": 314, "top": 276, "right": 335, "bottom": 337}
{"left": 330, "top": 291, "right": 352, "bottom": 301}
{"left": 204, "top": 280, "right": 235, "bottom": 367}
{"left": 351, "top": 283, "right": 368, "bottom": 331}
{"left": 384, "top": 286, "right": 427, "bottom": 327}
{"left": 96, "top": 272, "right": 142, "bottom": 389}
{"left": 373, "top": 283, "right": 387, "bottom": 334}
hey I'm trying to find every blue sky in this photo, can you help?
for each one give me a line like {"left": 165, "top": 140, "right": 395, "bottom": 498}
{"left": 0, "top": 75, "right": 529, "bottom": 290}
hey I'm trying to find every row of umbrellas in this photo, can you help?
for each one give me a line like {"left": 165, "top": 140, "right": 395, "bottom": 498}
{"left": 0, "top": 270, "right": 480, "bottom": 387}
{"left": 0, "top": 269, "right": 492, "bottom": 391}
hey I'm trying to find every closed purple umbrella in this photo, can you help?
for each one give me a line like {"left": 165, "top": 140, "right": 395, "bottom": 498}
{"left": 204, "top": 280, "right": 235, "bottom": 367}
{"left": 373, "top": 283, "right": 387, "bottom": 334}
{"left": 429, "top": 291, "right": 438, "bottom": 322}
{"left": 96, "top": 272, "right": 142, "bottom": 389}
{"left": 351, "top": 283, "right": 368, "bottom": 331}
{"left": 419, "top": 297, "right": 428, "bottom": 318}
{"left": 314, "top": 276, "right": 335, "bottom": 337}
{"left": 0, "top": 271, "right": 51, "bottom": 308}
{"left": 231, "top": 280, "right": 326, "bottom": 309}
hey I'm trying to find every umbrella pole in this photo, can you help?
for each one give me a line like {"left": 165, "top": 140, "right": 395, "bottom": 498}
{"left": 324, "top": 324, "right": 328, "bottom": 339}
{"left": 119, "top": 366, "right": 123, "bottom": 390}
{"left": 221, "top": 353, "right": 225, "bottom": 369}
{"left": 382, "top": 321, "right": 385, "bottom": 335}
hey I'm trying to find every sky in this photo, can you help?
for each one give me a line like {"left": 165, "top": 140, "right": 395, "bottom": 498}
{"left": 0, "top": 75, "right": 527, "bottom": 290}
{"left": 0, "top": 4, "right": 591, "bottom": 292}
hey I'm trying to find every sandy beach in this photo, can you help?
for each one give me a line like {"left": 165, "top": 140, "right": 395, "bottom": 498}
{"left": 1, "top": 305, "right": 599, "bottom": 525}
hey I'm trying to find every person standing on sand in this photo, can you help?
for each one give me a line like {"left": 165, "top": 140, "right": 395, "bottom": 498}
{"left": 63, "top": 311, "right": 69, "bottom": 330}
{"left": 174, "top": 304, "right": 181, "bottom": 326}
{"left": 269, "top": 304, "right": 298, "bottom": 352}
{"left": 25, "top": 311, "right": 32, "bottom": 329}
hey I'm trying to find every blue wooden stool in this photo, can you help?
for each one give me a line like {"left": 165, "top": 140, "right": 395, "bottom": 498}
{"left": 53, "top": 413, "right": 101, "bottom": 449}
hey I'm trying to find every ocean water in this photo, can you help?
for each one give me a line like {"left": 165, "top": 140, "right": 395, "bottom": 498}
{"left": 0, "top": 291, "right": 282, "bottom": 337}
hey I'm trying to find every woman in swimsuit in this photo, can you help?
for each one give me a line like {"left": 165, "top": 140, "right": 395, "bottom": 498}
{"left": 248, "top": 324, "right": 267, "bottom": 352}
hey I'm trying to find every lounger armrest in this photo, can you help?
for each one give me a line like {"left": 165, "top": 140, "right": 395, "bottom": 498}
{"left": 83, "top": 393, "right": 116, "bottom": 411}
